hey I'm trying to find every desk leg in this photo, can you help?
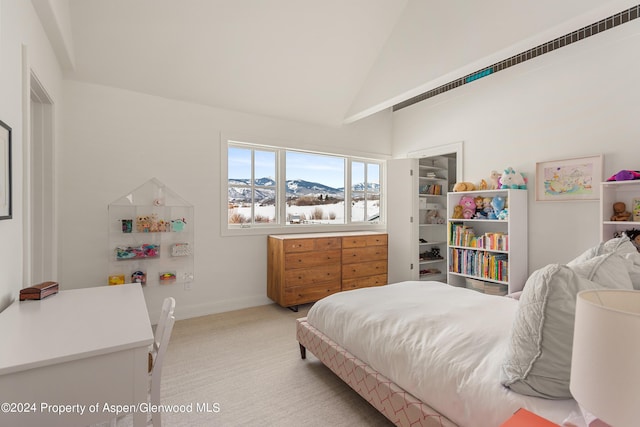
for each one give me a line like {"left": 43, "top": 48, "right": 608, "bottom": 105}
{"left": 133, "top": 347, "right": 149, "bottom": 427}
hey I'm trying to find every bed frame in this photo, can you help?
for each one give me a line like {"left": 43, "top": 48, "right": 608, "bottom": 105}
{"left": 296, "top": 317, "right": 457, "bottom": 427}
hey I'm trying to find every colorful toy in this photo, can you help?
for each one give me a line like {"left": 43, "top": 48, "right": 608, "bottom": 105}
{"left": 482, "top": 197, "right": 493, "bottom": 217}
{"left": 131, "top": 270, "right": 147, "bottom": 284}
{"left": 459, "top": 196, "right": 476, "bottom": 219}
{"left": 474, "top": 196, "right": 486, "bottom": 219}
{"left": 171, "top": 218, "right": 186, "bottom": 232}
{"left": 489, "top": 196, "right": 505, "bottom": 220}
{"left": 499, "top": 167, "right": 527, "bottom": 189}
{"left": 453, "top": 182, "right": 476, "bottom": 192}
{"left": 452, "top": 205, "right": 464, "bottom": 219}
{"left": 607, "top": 170, "right": 640, "bottom": 181}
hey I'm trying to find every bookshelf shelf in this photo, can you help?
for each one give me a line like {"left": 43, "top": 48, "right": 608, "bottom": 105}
{"left": 446, "top": 189, "right": 528, "bottom": 295}
{"left": 449, "top": 245, "right": 508, "bottom": 254}
{"left": 600, "top": 180, "right": 640, "bottom": 241}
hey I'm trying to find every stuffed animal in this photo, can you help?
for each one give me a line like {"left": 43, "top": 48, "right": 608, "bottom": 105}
{"left": 499, "top": 167, "right": 527, "bottom": 189}
{"left": 451, "top": 205, "right": 464, "bottom": 219}
{"left": 478, "top": 179, "right": 488, "bottom": 190}
{"left": 426, "top": 209, "right": 444, "bottom": 224}
{"left": 497, "top": 208, "right": 509, "bottom": 220}
{"left": 453, "top": 182, "right": 476, "bottom": 192}
{"left": 611, "top": 202, "right": 632, "bottom": 221}
{"left": 489, "top": 196, "right": 505, "bottom": 220}
{"left": 607, "top": 170, "right": 640, "bottom": 181}
{"left": 482, "top": 197, "right": 493, "bottom": 217}
{"left": 474, "top": 196, "right": 486, "bottom": 219}
{"left": 459, "top": 196, "right": 476, "bottom": 219}
{"left": 489, "top": 170, "right": 501, "bottom": 190}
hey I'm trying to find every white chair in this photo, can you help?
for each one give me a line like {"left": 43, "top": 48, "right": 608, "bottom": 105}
{"left": 149, "top": 308, "right": 175, "bottom": 427}
{"left": 149, "top": 297, "right": 176, "bottom": 372}
{"left": 110, "top": 297, "right": 176, "bottom": 427}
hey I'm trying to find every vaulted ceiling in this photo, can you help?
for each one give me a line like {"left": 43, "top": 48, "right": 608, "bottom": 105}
{"left": 39, "top": 0, "right": 637, "bottom": 126}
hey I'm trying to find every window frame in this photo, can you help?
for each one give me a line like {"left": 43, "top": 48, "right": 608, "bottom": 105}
{"left": 222, "top": 138, "right": 386, "bottom": 236}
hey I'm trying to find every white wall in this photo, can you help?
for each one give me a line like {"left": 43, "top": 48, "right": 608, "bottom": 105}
{"left": 392, "top": 19, "right": 640, "bottom": 274}
{"left": 0, "top": 0, "right": 63, "bottom": 311}
{"left": 59, "top": 80, "right": 392, "bottom": 321}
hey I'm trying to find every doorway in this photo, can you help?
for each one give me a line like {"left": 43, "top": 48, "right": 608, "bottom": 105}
{"left": 25, "top": 72, "right": 56, "bottom": 285}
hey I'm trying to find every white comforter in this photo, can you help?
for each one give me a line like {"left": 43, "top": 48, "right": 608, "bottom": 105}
{"left": 306, "top": 281, "right": 578, "bottom": 427}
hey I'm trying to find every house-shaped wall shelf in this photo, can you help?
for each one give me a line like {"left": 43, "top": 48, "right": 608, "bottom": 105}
{"left": 107, "top": 178, "right": 194, "bottom": 287}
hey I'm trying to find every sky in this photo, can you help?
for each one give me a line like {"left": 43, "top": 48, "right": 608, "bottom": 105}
{"left": 228, "top": 146, "right": 379, "bottom": 189}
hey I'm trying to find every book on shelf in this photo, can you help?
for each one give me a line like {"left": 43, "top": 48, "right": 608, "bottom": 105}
{"left": 448, "top": 248, "right": 508, "bottom": 282}
{"left": 633, "top": 198, "right": 640, "bottom": 222}
{"left": 449, "top": 223, "right": 475, "bottom": 247}
{"left": 420, "top": 183, "right": 442, "bottom": 195}
{"left": 449, "top": 224, "right": 509, "bottom": 251}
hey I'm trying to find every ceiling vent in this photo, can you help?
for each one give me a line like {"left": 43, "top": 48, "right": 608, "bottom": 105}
{"left": 393, "top": 5, "right": 640, "bottom": 112}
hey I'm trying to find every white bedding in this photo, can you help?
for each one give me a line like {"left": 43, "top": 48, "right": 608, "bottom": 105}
{"left": 306, "top": 281, "right": 578, "bottom": 427}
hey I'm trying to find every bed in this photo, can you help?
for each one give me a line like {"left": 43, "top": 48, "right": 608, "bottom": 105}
{"left": 296, "top": 235, "right": 640, "bottom": 426}
{"left": 297, "top": 281, "right": 582, "bottom": 427}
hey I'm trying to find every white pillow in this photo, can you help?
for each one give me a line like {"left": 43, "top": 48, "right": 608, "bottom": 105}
{"left": 567, "top": 251, "right": 633, "bottom": 290}
{"left": 568, "top": 235, "right": 640, "bottom": 290}
{"left": 501, "top": 264, "right": 618, "bottom": 399}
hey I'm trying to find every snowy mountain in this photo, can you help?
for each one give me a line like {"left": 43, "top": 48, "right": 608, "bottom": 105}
{"left": 229, "top": 178, "right": 357, "bottom": 203}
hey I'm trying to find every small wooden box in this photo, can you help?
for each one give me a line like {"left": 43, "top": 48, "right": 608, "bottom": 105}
{"left": 19, "top": 281, "right": 59, "bottom": 301}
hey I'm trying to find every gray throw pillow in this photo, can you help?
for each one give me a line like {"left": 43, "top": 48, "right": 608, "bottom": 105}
{"left": 501, "top": 264, "right": 602, "bottom": 399}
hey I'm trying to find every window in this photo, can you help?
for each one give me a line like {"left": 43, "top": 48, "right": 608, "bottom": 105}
{"left": 351, "top": 162, "right": 380, "bottom": 222}
{"left": 227, "top": 146, "right": 277, "bottom": 225}
{"left": 285, "top": 151, "right": 345, "bottom": 225}
{"left": 226, "top": 140, "right": 383, "bottom": 231}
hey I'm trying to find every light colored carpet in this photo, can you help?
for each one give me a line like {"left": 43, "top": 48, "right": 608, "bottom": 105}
{"left": 104, "top": 303, "right": 394, "bottom": 427}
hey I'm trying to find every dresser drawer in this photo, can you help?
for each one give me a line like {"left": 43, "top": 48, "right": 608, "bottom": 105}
{"left": 284, "top": 250, "right": 341, "bottom": 269}
{"left": 342, "top": 274, "right": 387, "bottom": 290}
{"left": 342, "top": 246, "right": 387, "bottom": 264}
{"left": 342, "top": 234, "right": 387, "bottom": 248}
{"left": 284, "top": 264, "right": 341, "bottom": 287}
{"left": 342, "top": 260, "right": 388, "bottom": 280}
{"left": 284, "top": 237, "right": 341, "bottom": 253}
{"left": 282, "top": 282, "right": 341, "bottom": 306}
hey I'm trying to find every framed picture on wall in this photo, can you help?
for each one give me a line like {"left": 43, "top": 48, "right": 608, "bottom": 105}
{"left": 535, "top": 154, "right": 603, "bottom": 202}
{"left": 0, "top": 120, "right": 11, "bottom": 220}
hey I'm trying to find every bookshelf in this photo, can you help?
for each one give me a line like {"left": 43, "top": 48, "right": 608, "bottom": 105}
{"left": 600, "top": 180, "right": 640, "bottom": 242}
{"left": 446, "top": 189, "right": 528, "bottom": 295}
{"left": 417, "top": 156, "right": 451, "bottom": 282}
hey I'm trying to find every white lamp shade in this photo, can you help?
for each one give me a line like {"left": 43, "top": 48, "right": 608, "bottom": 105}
{"left": 570, "top": 289, "right": 640, "bottom": 427}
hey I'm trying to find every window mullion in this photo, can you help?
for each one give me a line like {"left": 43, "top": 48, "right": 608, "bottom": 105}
{"left": 278, "top": 149, "right": 286, "bottom": 226}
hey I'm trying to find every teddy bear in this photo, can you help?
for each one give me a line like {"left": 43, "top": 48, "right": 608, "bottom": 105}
{"left": 451, "top": 205, "right": 464, "bottom": 219}
{"left": 611, "top": 202, "right": 632, "bottom": 221}
{"left": 459, "top": 196, "right": 476, "bottom": 219}
{"left": 453, "top": 182, "right": 476, "bottom": 192}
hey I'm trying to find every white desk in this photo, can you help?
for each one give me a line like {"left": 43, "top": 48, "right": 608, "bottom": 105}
{"left": 0, "top": 284, "right": 154, "bottom": 427}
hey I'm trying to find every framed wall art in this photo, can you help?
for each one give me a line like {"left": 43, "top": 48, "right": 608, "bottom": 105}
{"left": 535, "top": 155, "right": 602, "bottom": 202}
{"left": 0, "top": 120, "right": 11, "bottom": 220}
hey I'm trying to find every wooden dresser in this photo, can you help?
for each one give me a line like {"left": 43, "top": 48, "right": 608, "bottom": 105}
{"left": 267, "top": 232, "right": 388, "bottom": 309}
